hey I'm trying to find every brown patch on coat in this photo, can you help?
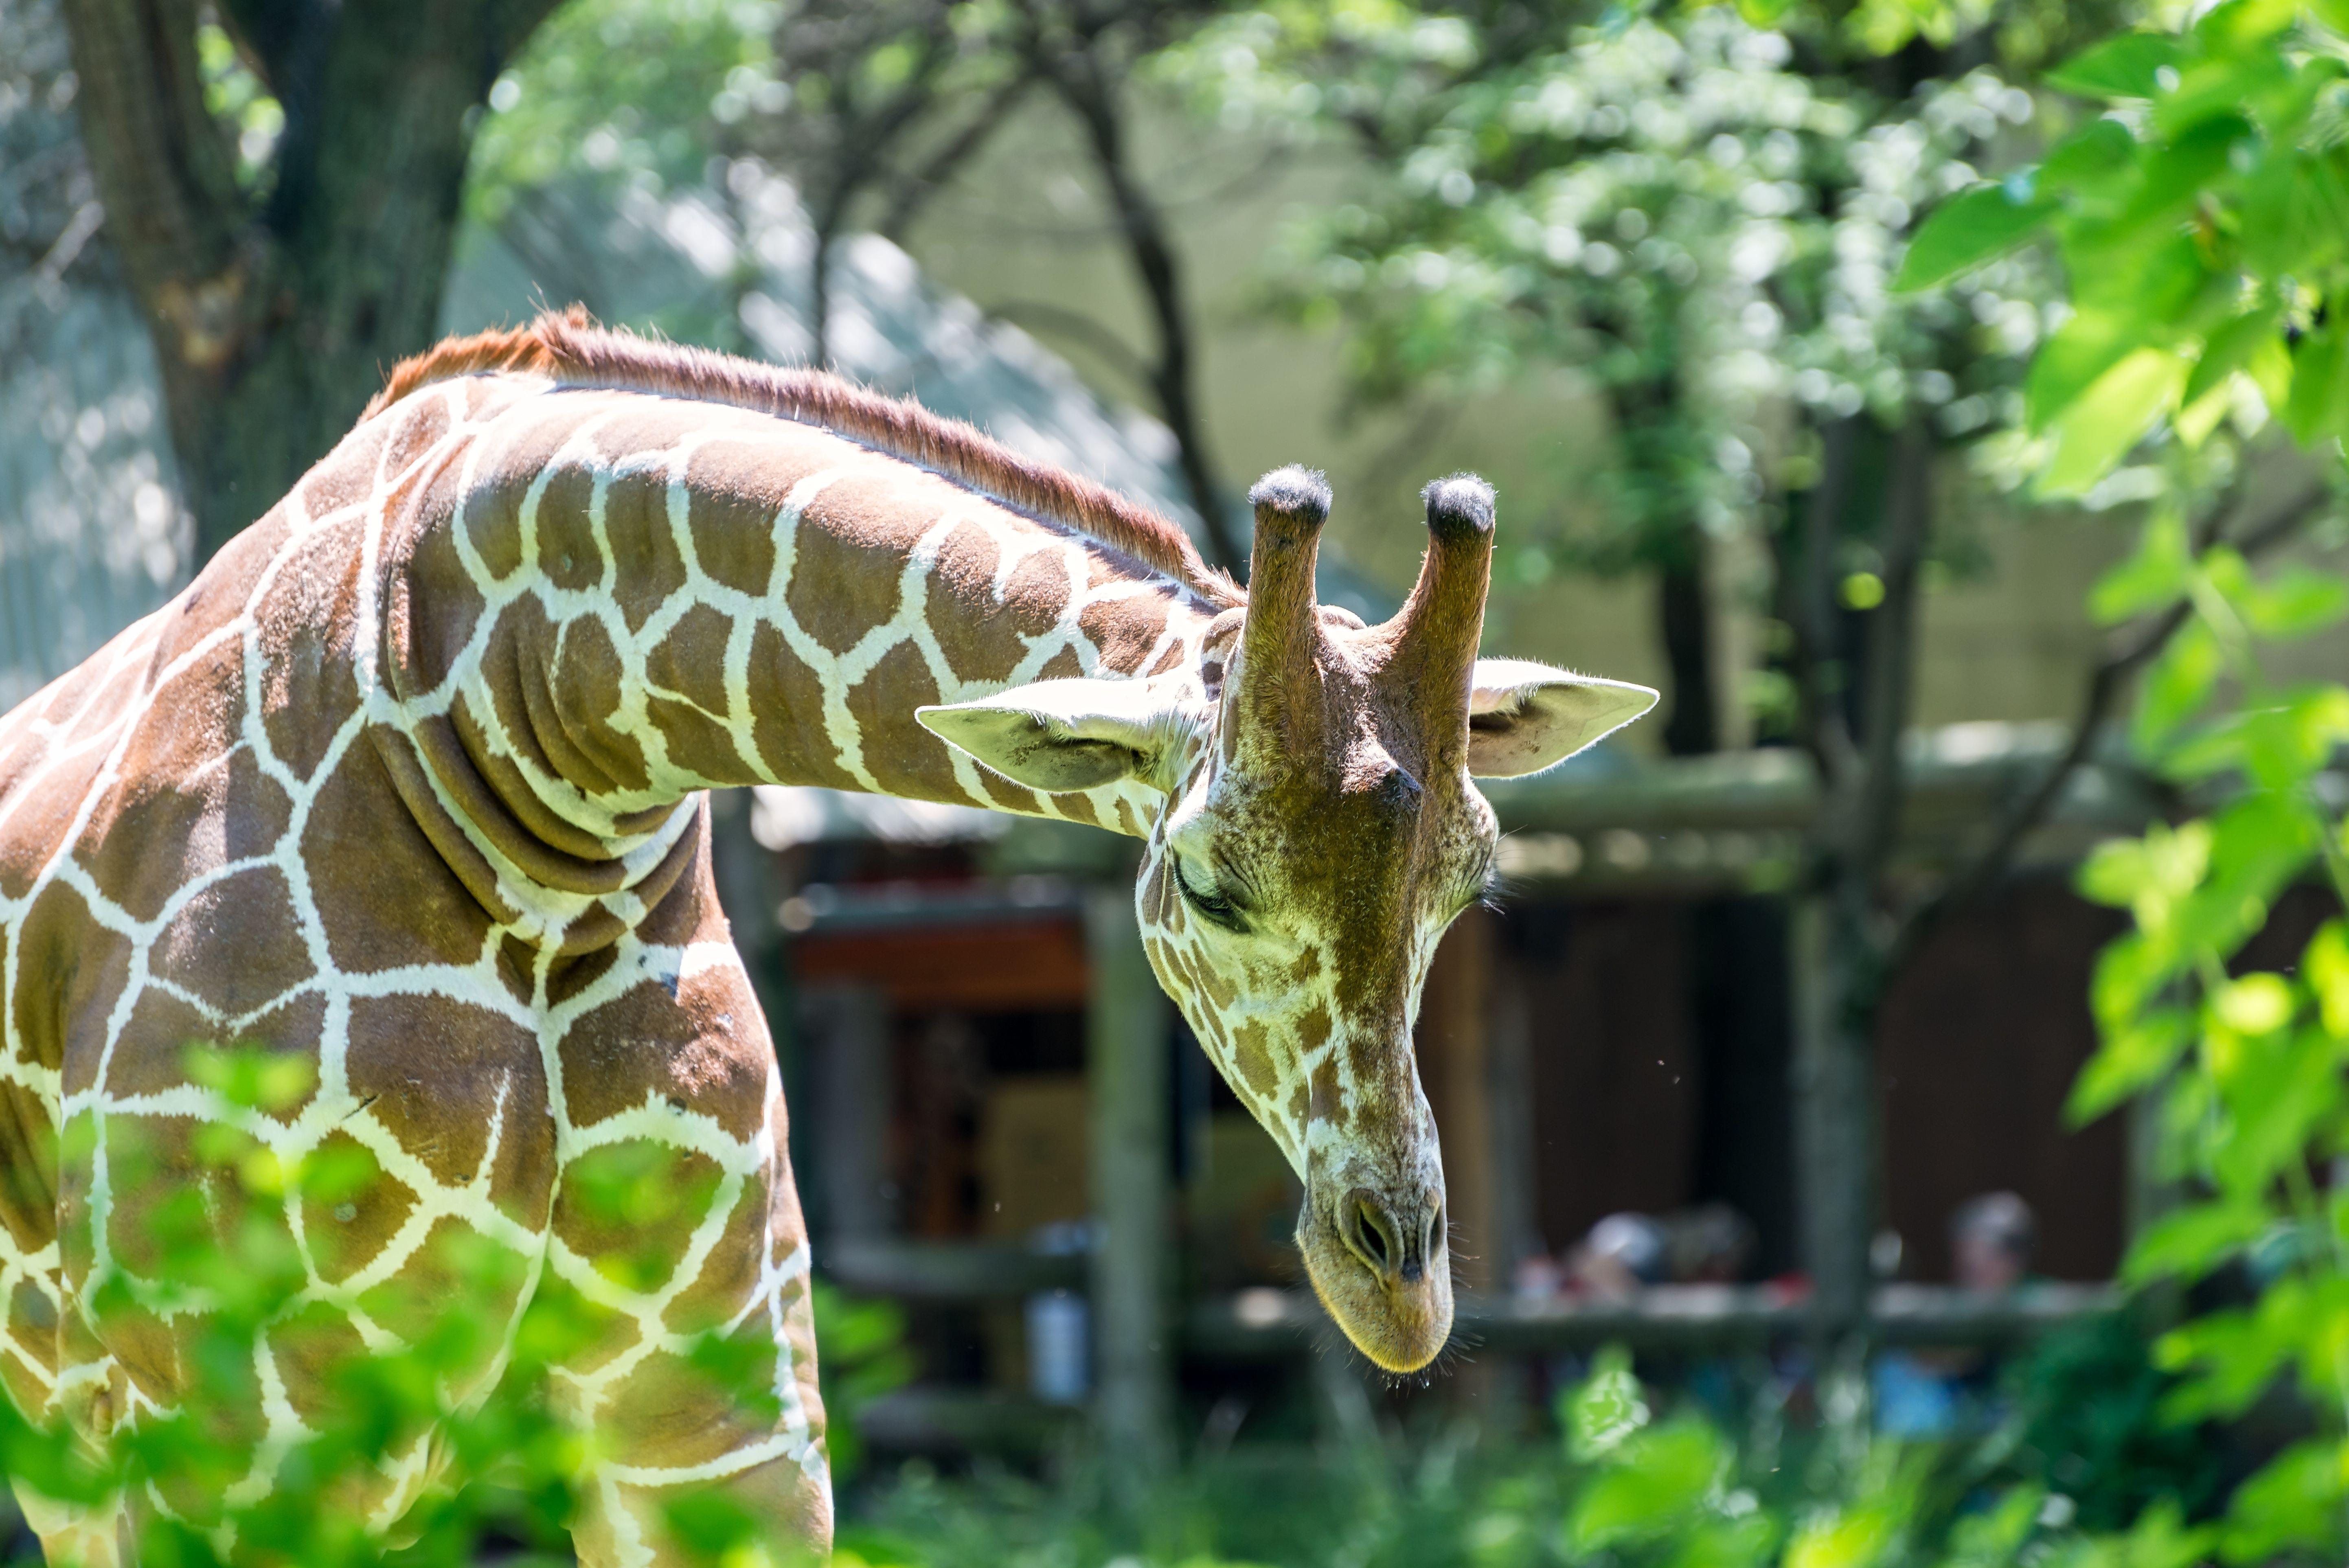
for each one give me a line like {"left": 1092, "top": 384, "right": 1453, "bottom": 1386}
{"left": 297, "top": 1130, "right": 420, "bottom": 1284}
{"left": 556, "top": 975, "right": 769, "bottom": 1141}
{"left": 344, "top": 993, "right": 551, "bottom": 1197}
{"left": 305, "top": 748, "right": 501, "bottom": 974}
{"left": 151, "top": 867, "right": 315, "bottom": 1016}
{"left": 254, "top": 522, "right": 370, "bottom": 782}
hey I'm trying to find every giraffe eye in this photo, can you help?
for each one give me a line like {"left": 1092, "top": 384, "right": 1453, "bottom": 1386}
{"left": 1172, "top": 854, "right": 1245, "bottom": 932}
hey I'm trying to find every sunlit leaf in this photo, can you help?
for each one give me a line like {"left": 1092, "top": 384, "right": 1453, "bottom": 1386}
{"left": 2044, "top": 33, "right": 2185, "bottom": 99}
{"left": 2070, "top": 1005, "right": 2194, "bottom": 1121}
{"left": 2124, "top": 1199, "right": 2276, "bottom": 1284}
{"left": 2286, "top": 321, "right": 2349, "bottom": 444}
{"left": 2240, "top": 566, "right": 2349, "bottom": 639}
{"left": 2088, "top": 507, "right": 2193, "bottom": 625}
{"left": 1566, "top": 1421, "right": 1726, "bottom": 1550}
{"left": 1893, "top": 182, "right": 2052, "bottom": 292}
{"left": 1786, "top": 1503, "right": 1900, "bottom": 1568}
{"left": 2131, "top": 618, "right": 2222, "bottom": 754}
{"left": 2182, "top": 305, "right": 2283, "bottom": 408}
{"left": 2307, "top": 921, "right": 2349, "bottom": 1038}
{"left": 1564, "top": 1344, "right": 1649, "bottom": 1461}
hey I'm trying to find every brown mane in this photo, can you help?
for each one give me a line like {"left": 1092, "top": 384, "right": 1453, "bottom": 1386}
{"left": 368, "top": 307, "right": 1241, "bottom": 605}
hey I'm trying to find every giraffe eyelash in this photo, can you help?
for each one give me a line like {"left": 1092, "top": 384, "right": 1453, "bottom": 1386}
{"left": 1173, "top": 854, "right": 1246, "bottom": 932}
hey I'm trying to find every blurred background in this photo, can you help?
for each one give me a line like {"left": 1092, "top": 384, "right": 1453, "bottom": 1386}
{"left": 11, "top": 0, "right": 2349, "bottom": 1560}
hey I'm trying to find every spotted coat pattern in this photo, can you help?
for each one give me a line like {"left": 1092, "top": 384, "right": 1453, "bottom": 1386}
{"left": 0, "top": 363, "right": 1224, "bottom": 1563}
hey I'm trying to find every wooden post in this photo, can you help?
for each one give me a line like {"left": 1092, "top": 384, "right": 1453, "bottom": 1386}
{"left": 1417, "top": 909, "right": 1497, "bottom": 1292}
{"left": 800, "top": 982, "right": 895, "bottom": 1243}
{"left": 1086, "top": 884, "right": 1172, "bottom": 1481}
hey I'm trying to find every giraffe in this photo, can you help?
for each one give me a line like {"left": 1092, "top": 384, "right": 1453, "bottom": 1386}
{"left": 0, "top": 309, "right": 1656, "bottom": 1562}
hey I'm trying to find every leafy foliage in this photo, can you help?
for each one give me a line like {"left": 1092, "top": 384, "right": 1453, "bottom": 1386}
{"left": 1887, "top": 7, "right": 2349, "bottom": 1562}
{"left": 1163, "top": 3, "right": 2051, "bottom": 597}
{"left": 1899, "top": 0, "right": 2349, "bottom": 496}
{"left": 0, "top": 1046, "right": 908, "bottom": 1567}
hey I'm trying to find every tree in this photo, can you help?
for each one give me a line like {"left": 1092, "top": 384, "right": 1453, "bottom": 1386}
{"left": 61, "top": 0, "right": 569, "bottom": 560}
{"left": 756, "top": 0, "right": 1249, "bottom": 570}
{"left": 1168, "top": 0, "right": 2340, "bottom": 1358}
{"left": 1909, "top": 5, "right": 2349, "bottom": 1547}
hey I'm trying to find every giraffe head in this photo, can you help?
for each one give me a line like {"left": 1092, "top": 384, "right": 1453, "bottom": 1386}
{"left": 920, "top": 468, "right": 1655, "bottom": 1371}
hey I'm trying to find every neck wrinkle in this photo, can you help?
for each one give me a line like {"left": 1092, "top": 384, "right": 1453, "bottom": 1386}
{"left": 370, "top": 713, "right": 704, "bottom": 956}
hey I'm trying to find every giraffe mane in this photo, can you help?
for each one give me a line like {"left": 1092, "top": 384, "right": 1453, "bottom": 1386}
{"left": 368, "top": 306, "right": 1243, "bottom": 607}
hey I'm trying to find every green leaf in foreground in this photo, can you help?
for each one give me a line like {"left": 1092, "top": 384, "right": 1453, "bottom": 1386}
{"left": 1894, "top": 182, "right": 2052, "bottom": 292}
{"left": 2045, "top": 32, "right": 2186, "bottom": 99}
{"left": 2037, "top": 347, "right": 2187, "bottom": 496}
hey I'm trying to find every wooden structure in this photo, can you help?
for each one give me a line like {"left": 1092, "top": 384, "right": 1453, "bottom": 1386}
{"left": 748, "top": 720, "right": 2173, "bottom": 1456}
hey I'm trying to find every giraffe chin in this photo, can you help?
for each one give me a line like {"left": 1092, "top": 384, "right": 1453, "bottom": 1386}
{"left": 1296, "top": 1186, "right": 1455, "bottom": 1375}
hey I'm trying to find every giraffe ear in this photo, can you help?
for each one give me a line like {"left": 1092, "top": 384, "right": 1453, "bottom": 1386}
{"left": 918, "top": 677, "right": 1188, "bottom": 794}
{"left": 1465, "top": 658, "right": 1658, "bottom": 777}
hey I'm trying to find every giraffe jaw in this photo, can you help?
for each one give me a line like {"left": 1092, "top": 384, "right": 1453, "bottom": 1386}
{"left": 1296, "top": 1180, "right": 1454, "bottom": 1374}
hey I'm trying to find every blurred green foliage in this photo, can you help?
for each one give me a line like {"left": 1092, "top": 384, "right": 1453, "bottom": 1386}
{"left": 1891, "top": 6, "right": 2349, "bottom": 1564}
{"left": 0, "top": 1045, "right": 914, "bottom": 1567}
{"left": 842, "top": 1342, "right": 2219, "bottom": 1568}
{"left": 467, "top": 0, "right": 785, "bottom": 223}
{"left": 1160, "top": 1, "right": 2062, "bottom": 601}
{"left": 1899, "top": 0, "right": 2349, "bottom": 497}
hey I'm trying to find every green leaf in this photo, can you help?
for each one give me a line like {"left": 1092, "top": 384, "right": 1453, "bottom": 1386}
{"left": 2308, "top": 920, "right": 2349, "bottom": 1038}
{"left": 2195, "top": 0, "right": 2300, "bottom": 50}
{"left": 2241, "top": 152, "right": 2349, "bottom": 278}
{"left": 1566, "top": 1421, "right": 1725, "bottom": 1550}
{"left": 2026, "top": 309, "right": 2134, "bottom": 430}
{"left": 2241, "top": 565, "right": 2349, "bottom": 639}
{"left": 2133, "top": 618, "right": 2223, "bottom": 753}
{"left": 2124, "top": 1198, "right": 2275, "bottom": 1283}
{"left": 2045, "top": 33, "right": 2185, "bottom": 99}
{"left": 2222, "top": 1436, "right": 2349, "bottom": 1561}
{"left": 1893, "top": 182, "right": 2053, "bottom": 292}
{"left": 1670, "top": 1513, "right": 1783, "bottom": 1568}
{"left": 2071, "top": 1005, "right": 2195, "bottom": 1121}
{"left": 2089, "top": 507, "right": 2194, "bottom": 625}
{"left": 2286, "top": 320, "right": 2349, "bottom": 443}
{"left": 2041, "top": 116, "right": 2140, "bottom": 196}
{"left": 1563, "top": 1345, "right": 1649, "bottom": 1461}
{"left": 1786, "top": 1503, "right": 1901, "bottom": 1568}
{"left": 2183, "top": 305, "right": 2283, "bottom": 408}
{"left": 2038, "top": 347, "right": 2187, "bottom": 496}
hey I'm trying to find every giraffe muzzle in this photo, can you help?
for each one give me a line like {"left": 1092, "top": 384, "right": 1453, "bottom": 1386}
{"left": 1298, "top": 1176, "right": 1453, "bottom": 1373}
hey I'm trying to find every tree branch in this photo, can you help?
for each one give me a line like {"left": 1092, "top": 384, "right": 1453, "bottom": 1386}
{"left": 1787, "top": 416, "right": 1864, "bottom": 796}
{"left": 1891, "top": 481, "right": 2336, "bottom": 969}
{"left": 1041, "top": 34, "right": 1244, "bottom": 572}
{"left": 61, "top": 0, "right": 257, "bottom": 355}
{"left": 66, "top": 0, "right": 568, "bottom": 556}
{"left": 878, "top": 71, "right": 1037, "bottom": 244}
{"left": 806, "top": 19, "right": 959, "bottom": 363}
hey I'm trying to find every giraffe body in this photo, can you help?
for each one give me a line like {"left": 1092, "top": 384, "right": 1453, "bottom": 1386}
{"left": 0, "top": 314, "right": 1655, "bottom": 1560}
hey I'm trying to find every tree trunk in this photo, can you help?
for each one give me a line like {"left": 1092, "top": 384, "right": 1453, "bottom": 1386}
{"left": 61, "top": 0, "right": 563, "bottom": 560}
{"left": 1658, "top": 555, "right": 1718, "bottom": 756}
{"left": 1790, "top": 888, "right": 1881, "bottom": 1342}
{"left": 1785, "top": 418, "right": 1931, "bottom": 1351}
{"left": 1046, "top": 42, "right": 1244, "bottom": 574}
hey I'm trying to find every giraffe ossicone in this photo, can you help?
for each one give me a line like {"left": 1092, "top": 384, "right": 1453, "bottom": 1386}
{"left": 0, "top": 310, "right": 1652, "bottom": 1562}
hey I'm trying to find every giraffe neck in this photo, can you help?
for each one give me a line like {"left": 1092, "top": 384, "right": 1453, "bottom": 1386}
{"left": 359, "top": 378, "right": 1217, "bottom": 950}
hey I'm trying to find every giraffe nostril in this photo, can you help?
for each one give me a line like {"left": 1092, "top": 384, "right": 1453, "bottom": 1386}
{"left": 1340, "top": 1189, "right": 1415, "bottom": 1282}
{"left": 1355, "top": 1201, "right": 1391, "bottom": 1272}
